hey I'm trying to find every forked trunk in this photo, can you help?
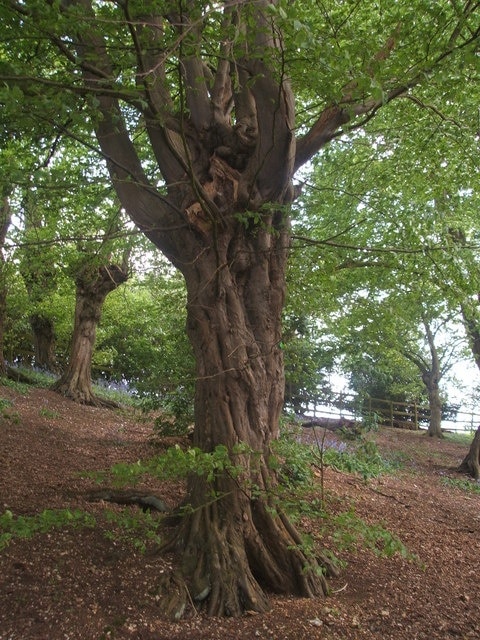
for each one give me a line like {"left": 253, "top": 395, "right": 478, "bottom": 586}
{"left": 421, "top": 321, "right": 443, "bottom": 438}
{"left": 62, "top": 0, "right": 332, "bottom": 613}
{"left": 161, "top": 229, "right": 331, "bottom": 617}
{"left": 52, "top": 263, "right": 127, "bottom": 406}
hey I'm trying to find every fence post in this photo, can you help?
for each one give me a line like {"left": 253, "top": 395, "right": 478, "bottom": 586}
{"left": 414, "top": 401, "right": 418, "bottom": 430}
{"left": 389, "top": 400, "right": 394, "bottom": 427}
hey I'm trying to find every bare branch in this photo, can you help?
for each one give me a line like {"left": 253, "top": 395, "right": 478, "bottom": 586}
{"left": 291, "top": 234, "right": 450, "bottom": 255}
{"left": 120, "top": 8, "right": 189, "bottom": 186}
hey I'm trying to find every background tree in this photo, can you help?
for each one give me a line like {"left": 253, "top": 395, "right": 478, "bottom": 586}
{"left": 282, "top": 313, "right": 335, "bottom": 415}
{"left": 97, "top": 264, "right": 195, "bottom": 399}
{"left": 0, "top": 190, "right": 11, "bottom": 376}
{"left": 18, "top": 183, "right": 63, "bottom": 372}
{"left": 51, "top": 239, "right": 130, "bottom": 406}
{"left": 2, "top": 0, "right": 479, "bottom": 617}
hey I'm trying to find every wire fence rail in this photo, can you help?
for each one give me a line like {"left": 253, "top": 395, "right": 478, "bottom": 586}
{"left": 308, "top": 393, "right": 480, "bottom": 433}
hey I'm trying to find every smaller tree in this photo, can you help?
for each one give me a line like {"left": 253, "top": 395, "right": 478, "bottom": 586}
{"left": 401, "top": 318, "right": 447, "bottom": 438}
{"left": 52, "top": 248, "right": 129, "bottom": 406}
{"left": 97, "top": 266, "right": 194, "bottom": 398}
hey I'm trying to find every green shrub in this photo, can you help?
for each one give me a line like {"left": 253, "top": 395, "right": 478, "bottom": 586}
{"left": 327, "top": 509, "right": 412, "bottom": 559}
{"left": 0, "top": 509, "right": 96, "bottom": 551}
{"left": 0, "top": 397, "right": 20, "bottom": 423}
{"left": 103, "top": 509, "right": 162, "bottom": 553}
{"left": 270, "top": 427, "right": 315, "bottom": 488}
{"left": 320, "top": 439, "right": 399, "bottom": 480}
{"left": 153, "top": 387, "right": 194, "bottom": 437}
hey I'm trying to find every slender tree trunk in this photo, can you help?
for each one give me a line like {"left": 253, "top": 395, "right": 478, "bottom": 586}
{"left": 0, "top": 281, "right": 7, "bottom": 377}
{"left": 52, "top": 263, "right": 128, "bottom": 406}
{"left": 0, "top": 195, "right": 11, "bottom": 376}
{"left": 458, "top": 426, "right": 480, "bottom": 479}
{"left": 423, "top": 320, "right": 443, "bottom": 438}
{"left": 422, "top": 370, "right": 443, "bottom": 438}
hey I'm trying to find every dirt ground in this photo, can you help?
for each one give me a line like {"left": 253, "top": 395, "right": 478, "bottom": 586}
{"left": 0, "top": 384, "right": 479, "bottom": 640}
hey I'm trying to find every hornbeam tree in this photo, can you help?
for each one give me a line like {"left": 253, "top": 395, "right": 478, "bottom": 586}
{"left": 52, "top": 254, "right": 129, "bottom": 406}
{"left": 3, "top": 0, "right": 479, "bottom": 617}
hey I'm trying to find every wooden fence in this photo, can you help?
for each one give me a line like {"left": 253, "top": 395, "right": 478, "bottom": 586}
{"left": 309, "top": 393, "right": 480, "bottom": 432}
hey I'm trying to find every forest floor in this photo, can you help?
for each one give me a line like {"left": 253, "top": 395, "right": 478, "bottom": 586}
{"left": 0, "top": 383, "right": 479, "bottom": 640}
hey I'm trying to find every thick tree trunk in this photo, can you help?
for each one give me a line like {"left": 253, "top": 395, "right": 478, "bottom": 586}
{"left": 52, "top": 263, "right": 127, "bottom": 406}
{"left": 458, "top": 426, "right": 480, "bottom": 479}
{"left": 160, "top": 228, "right": 332, "bottom": 617}
{"left": 30, "top": 313, "right": 59, "bottom": 373}
{"left": 62, "top": 0, "right": 333, "bottom": 616}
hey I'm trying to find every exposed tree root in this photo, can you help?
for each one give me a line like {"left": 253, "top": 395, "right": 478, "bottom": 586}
{"left": 51, "top": 383, "right": 120, "bottom": 408}
{"left": 87, "top": 489, "right": 168, "bottom": 512}
{"left": 157, "top": 480, "right": 333, "bottom": 619}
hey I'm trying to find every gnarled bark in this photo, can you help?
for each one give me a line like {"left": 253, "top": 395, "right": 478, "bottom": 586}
{"left": 458, "top": 426, "right": 480, "bottom": 480}
{"left": 57, "top": 0, "right": 334, "bottom": 615}
{"left": 159, "top": 235, "right": 333, "bottom": 616}
{"left": 52, "top": 263, "right": 128, "bottom": 406}
{"left": 48, "top": 0, "right": 473, "bottom": 617}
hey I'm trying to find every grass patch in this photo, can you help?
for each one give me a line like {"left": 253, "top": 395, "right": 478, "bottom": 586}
{"left": 0, "top": 397, "right": 20, "bottom": 423}
{"left": 321, "top": 440, "right": 400, "bottom": 480}
{"left": 39, "top": 407, "right": 60, "bottom": 419}
{"left": 273, "top": 427, "right": 401, "bottom": 486}
{"left": 441, "top": 476, "right": 480, "bottom": 494}
{"left": 444, "top": 431, "right": 476, "bottom": 446}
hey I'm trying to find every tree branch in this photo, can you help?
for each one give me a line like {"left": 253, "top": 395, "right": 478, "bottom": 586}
{"left": 59, "top": 0, "right": 188, "bottom": 259}
{"left": 121, "top": 8, "right": 189, "bottom": 188}
{"left": 295, "top": 6, "right": 480, "bottom": 170}
{"left": 236, "top": 1, "right": 296, "bottom": 203}
{"left": 290, "top": 234, "right": 452, "bottom": 255}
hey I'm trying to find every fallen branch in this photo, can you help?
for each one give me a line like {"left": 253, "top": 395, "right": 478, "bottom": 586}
{"left": 87, "top": 489, "right": 169, "bottom": 512}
